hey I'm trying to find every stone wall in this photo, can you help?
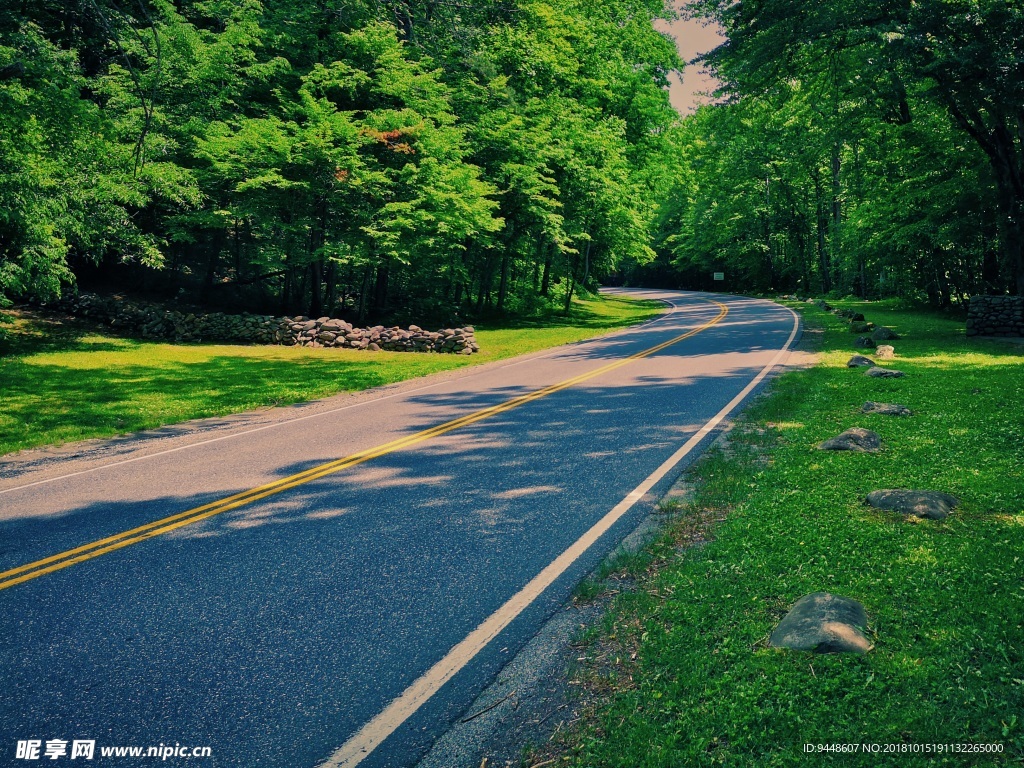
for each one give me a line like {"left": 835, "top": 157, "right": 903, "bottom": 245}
{"left": 55, "top": 293, "right": 480, "bottom": 354}
{"left": 965, "top": 295, "right": 1024, "bottom": 337}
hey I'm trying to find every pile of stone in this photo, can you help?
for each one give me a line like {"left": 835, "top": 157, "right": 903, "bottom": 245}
{"left": 966, "top": 295, "right": 1024, "bottom": 337}
{"left": 281, "top": 318, "right": 479, "bottom": 354}
{"left": 52, "top": 293, "right": 479, "bottom": 354}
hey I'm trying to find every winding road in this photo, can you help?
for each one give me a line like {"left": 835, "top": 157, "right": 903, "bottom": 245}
{"left": 0, "top": 290, "right": 799, "bottom": 767}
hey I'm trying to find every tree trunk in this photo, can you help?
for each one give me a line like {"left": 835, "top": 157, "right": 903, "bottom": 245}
{"left": 356, "top": 265, "right": 372, "bottom": 324}
{"left": 309, "top": 260, "right": 323, "bottom": 317}
{"left": 496, "top": 252, "right": 510, "bottom": 313}
{"left": 943, "top": 99, "right": 1024, "bottom": 294}
{"left": 830, "top": 144, "right": 842, "bottom": 290}
{"left": 563, "top": 253, "right": 576, "bottom": 314}
{"left": 325, "top": 261, "right": 337, "bottom": 313}
{"left": 540, "top": 244, "right": 553, "bottom": 297}
{"left": 372, "top": 259, "right": 389, "bottom": 314}
{"left": 580, "top": 238, "right": 592, "bottom": 292}
{"left": 475, "top": 258, "right": 492, "bottom": 313}
{"left": 997, "top": 183, "right": 1024, "bottom": 295}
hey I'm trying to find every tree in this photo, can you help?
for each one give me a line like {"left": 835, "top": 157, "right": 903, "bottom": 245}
{"left": 690, "top": 0, "right": 1024, "bottom": 294}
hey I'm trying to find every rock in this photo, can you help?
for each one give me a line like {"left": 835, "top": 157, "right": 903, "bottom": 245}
{"left": 875, "top": 344, "right": 895, "bottom": 360}
{"left": 865, "top": 366, "right": 905, "bottom": 378}
{"left": 872, "top": 326, "right": 900, "bottom": 341}
{"left": 53, "top": 292, "right": 480, "bottom": 355}
{"left": 367, "top": 342, "right": 381, "bottom": 352}
{"left": 854, "top": 336, "right": 876, "bottom": 349}
{"left": 850, "top": 321, "right": 870, "bottom": 333}
{"left": 847, "top": 355, "right": 875, "bottom": 368}
{"left": 850, "top": 312, "right": 865, "bottom": 322}
{"left": 817, "top": 427, "right": 882, "bottom": 452}
{"left": 861, "top": 401, "right": 912, "bottom": 417}
{"left": 865, "top": 489, "right": 959, "bottom": 520}
{"left": 770, "top": 592, "right": 872, "bottom": 654}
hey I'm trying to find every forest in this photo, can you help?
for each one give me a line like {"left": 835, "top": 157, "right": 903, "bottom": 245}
{"left": 1, "top": 0, "right": 1021, "bottom": 324}
{"left": 645, "top": 0, "right": 1024, "bottom": 305}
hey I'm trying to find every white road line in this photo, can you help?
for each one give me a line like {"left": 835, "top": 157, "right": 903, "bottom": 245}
{"left": 319, "top": 302, "right": 801, "bottom": 768}
{"left": 0, "top": 295, "right": 702, "bottom": 497}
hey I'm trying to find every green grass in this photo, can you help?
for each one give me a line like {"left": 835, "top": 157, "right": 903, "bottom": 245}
{"left": 0, "top": 294, "right": 663, "bottom": 457}
{"left": 556, "top": 299, "right": 1024, "bottom": 767}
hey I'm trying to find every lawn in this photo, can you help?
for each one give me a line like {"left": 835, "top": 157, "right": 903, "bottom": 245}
{"left": 0, "top": 293, "right": 664, "bottom": 457}
{"left": 555, "top": 299, "right": 1024, "bottom": 767}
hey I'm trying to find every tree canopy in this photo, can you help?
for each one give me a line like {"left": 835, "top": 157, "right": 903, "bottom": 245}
{"left": 632, "top": 0, "right": 1023, "bottom": 302}
{"left": 3, "top": 0, "right": 1018, "bottom": 318}
{"left": 0, "top": 0, "right": 680, "bottom": 320}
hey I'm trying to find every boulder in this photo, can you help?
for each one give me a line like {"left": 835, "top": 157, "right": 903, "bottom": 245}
{"left": 854, "top": 336, "right": 876, "bottom": 349}
{"left": 770, "top": 592, "right": 872, "bottom": 654}
{"left": 872, "top": 326, "right": 900, "bottom": 341}
{"left": 861, "top": 401, "right": 912, "bottom": 417}
{"left": 875, "top": 344, "right": 895, "bottom": 360}
{"left": 865, "top": 489, "right": 959, "bottom": 520}
{"left": 817, "top": 427, "right": 882, "bottom": 452}
{"left": 847, "top": 355, "right": 875, "bottom": 368}
{"left": 865, "top": 366, "right": 905, "bottom": 378}
{"left": 850, "top": 321, "right": 871, "bottom": 333}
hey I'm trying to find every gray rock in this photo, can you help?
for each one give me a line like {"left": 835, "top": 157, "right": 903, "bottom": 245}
{"left": 872, "top": 326, "right": 900, "bottom": 341}
{"left": 854, "top": 336, "right": 876, "bottom": 348}
{"left": 875, "top": 344, "right": 895, "bottom": 360}
{"left": 861, "top": 401, "right": 912, "bottom": 417}
{"left": 865, "top": 489, "right": 960, "bottom": 520}
{"left": 817, "top": 427, "right": 882, "bottom": 452}
{"left": 847, "top": 355, "right": 874, "bottom": 368}
{"left": 865, "top": 366, "right": 905, "bottom": 378}
{"left": 770, "top": 592, "right": 872, "bottom": 654}
{"left": 367, "top": 342, "right": 381, "bottom": 352}
{"left": 850, "top": 321, "right": 870, "bottom": 333}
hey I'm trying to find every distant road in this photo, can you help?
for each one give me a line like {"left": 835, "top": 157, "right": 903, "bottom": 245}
{"left": 0, "top": 290, "right": 798, "bottom": 767}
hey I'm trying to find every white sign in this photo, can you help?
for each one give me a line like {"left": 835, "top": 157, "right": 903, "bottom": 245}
{"left": 713, "top": 272, "right": 725, "bottom": 281}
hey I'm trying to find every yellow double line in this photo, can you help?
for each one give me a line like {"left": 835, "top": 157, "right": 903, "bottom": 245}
{"left": 0, "top": 301, "right": 728, "bottom": 593}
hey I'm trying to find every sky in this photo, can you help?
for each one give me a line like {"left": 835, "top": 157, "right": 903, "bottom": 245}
{"left": 653, "top": 9, "right": 726, "bottom": 115}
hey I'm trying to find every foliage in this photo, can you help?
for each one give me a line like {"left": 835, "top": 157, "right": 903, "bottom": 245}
{"left": 0, "top": 0, "right": 680, "bottom": 320}
{"left": 629, "top": 0, "right": 1022, "bottom": 302}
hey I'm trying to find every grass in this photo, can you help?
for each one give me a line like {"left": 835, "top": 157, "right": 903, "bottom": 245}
{"left": 0, "top": 293, "right": 664, "bottom": 457}
{"left": 551, "top": 299, "right": 1024, "bottom": 767}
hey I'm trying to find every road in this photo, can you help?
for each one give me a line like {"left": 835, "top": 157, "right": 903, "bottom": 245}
{"left": 0, "top": 290, "right": 798, "bottom": 767}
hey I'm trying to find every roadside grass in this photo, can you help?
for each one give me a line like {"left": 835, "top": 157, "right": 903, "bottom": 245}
{"left": 0, "top": 294, "right": 663, "bottom": 457}
{"left": 554, "top": 299, "right": 1024, "bottom": 767}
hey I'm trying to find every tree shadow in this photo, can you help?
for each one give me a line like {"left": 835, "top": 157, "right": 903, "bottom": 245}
{"left": 0, "top": 309, "right": 132, "bottom": 358}
{"left": 0, "top": 352, "right": 435, "bottom": 456}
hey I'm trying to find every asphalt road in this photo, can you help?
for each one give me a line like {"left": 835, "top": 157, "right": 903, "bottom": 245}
{"left": 0, "top": 290, "right": 799, "bottom": 767}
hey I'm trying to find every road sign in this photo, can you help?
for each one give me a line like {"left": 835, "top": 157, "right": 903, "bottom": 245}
{"left": 713, "top": 272, "right": 725, "bottom": 281}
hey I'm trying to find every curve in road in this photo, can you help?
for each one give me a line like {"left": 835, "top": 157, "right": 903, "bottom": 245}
{"left": 0, "top": 290, "right": 798, "bottom": 768}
